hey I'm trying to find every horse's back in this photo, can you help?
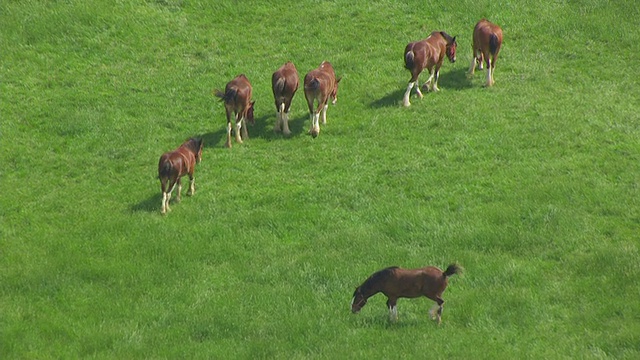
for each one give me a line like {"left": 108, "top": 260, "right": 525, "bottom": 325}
{"left": 474, "top": 19, "right": 503, "bottom": 53}
{"left": 272, "top": 62, "right": 299, "bottom": 96}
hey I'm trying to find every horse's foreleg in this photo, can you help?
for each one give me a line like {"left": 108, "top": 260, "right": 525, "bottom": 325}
{"left": 188, "top": 173, "right": 195, "bottom": 196}
{"left": 432, "top": 68, "right": 441, "bottom": 92}
{"left": 240, "top": 117, "right": 249, "bottom": 140}
{"left": 423, "top": 70, "right": 435, "bottom": 92}
{"left": 387, "top": 298, "right": 398, "bottom": 322}
{"left": 468, "top": 53, "right": 477, "bottom": 75}
{"left": 235, "top": 115, "right": 244, "bottom": 143}
{"left": 176, "top": 178, "right": 182, "bottom": 202}
{"left": 402, "top": 82, "right": 415, "bottom": 107}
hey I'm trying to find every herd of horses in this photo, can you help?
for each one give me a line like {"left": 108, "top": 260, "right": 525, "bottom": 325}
{"left": 157, "top": 19, "right": 501, "bottom": 323}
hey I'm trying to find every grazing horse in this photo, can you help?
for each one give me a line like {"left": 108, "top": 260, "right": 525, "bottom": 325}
{"left": 272, "top": 61, "right": 299, "bottom": 136}
{"left": 402, "top": 31, "right": 457, "bottom": 107}
{"left": 468, "top": 19, "right": 503, "bottom": 87}
{"left": 351, "top": 264, "right": 462, "bottom": 323}
{"left": 214, "top": 74, "right": 255, "bottom": 148}
{"left": 303, "top": 61, "right": 341, "bottom": 138}
{"left": 158, "top": 138, "right": 203, "bottom": 215}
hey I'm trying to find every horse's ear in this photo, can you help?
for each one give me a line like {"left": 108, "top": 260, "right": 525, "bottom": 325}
{"left": 336, "top": 76, "right": 342, "bottom": 83}
{"left": 453, "top": 36, "right": 457, "bottom": 43}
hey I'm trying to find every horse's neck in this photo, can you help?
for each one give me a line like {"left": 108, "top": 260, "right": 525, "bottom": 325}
{"left": 361, "top": 281, "right": 382, "bottom": 299}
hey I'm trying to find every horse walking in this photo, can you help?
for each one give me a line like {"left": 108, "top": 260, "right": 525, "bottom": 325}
{"left": 272, "top": 61, "right": 299, "bottom": 136}
{"left": 303, "top": 61, "right": 341, "bottom": 138}
{"left": 402, "top": 31, "right": 457, "bottom": 107}
{"left": 158, "top": 138, "right": 204, "bottom": 215}
{"left": 351, "top": 264, "right": 462, "bottom": 323}
{"left": 215, "top": 74, "right": 255, "bottom": 148}
{"left": 468, "top": 19, "right": 503, "bottom": 87}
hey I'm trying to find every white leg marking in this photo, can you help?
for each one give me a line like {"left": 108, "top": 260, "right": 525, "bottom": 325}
{"left": 282, "top": 112, "right": 291, "bottom": 135}
{"left": 321, "top": 104, "right": 328, "bottom": 124}
{"left": 403, "top": 82, "right": 414, "bottom": 107}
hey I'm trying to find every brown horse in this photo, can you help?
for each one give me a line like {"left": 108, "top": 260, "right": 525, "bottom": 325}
{"left": 272, "top": 61, "right": 299, "bottom": 136}
{"left": 402, "top": 31, "right": 457, "bottom": 107}
{"left": 158, "top": 137, "right": 203, "bottom": 215}
{"left": 351, "top": 264, "right": 462, "bottom": 323}
{"left": 303, "top": 61, "right": 341, "bottom": 138}
{"left": 214, "top": 74, "right": 255, "bottom": 148}
{"left": 468, "top": 19, "right": 503, "bottom": 87}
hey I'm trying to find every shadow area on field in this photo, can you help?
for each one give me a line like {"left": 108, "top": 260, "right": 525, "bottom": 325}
{"left": 350, "top": 315, "right": 430, "bottom": 329}
{"left": 202, "top": 114, "right": 310, "bottom": 147}
{"left": 445, "top": 67, "right": 474, "bottom": 90}
{"left": 131, "top": 193, "right": 161, "bottom": 213}
{"left": 370, "top": 69, "right": 473, "bottom": 108}
{"left": 369, "top": 88, "right": 405, "bottom": 108}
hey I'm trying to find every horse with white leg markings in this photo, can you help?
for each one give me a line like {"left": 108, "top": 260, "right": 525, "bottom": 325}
{"left": 403, "top": 31, "right": 457, "bottom": 107}
{"left": 351, "top": 264, "right": 462, "bottom": 323}
{"left": 469, "top": 19, "right": 503, "bottom": 87}
{"left": 214, "top": 74, "right": 255, "bottom": 148}
{"left": 303, "top": 61, "right": 341, "bottom": 138}
{"left": 158, "top": 138, "right": 203, "bottom": 215}
{"left": 272, "top": 61, "right": 299, "bottom": 136}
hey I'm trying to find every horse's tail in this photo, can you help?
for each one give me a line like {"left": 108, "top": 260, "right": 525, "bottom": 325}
{"left": 306, "top": 77, "right": 320, "bottom": 91}
{"left": 158, "top": 159, "right": 173, "bottom": 180}
{"left": 274, "top": 77, "right": 286, "bottom": 95}
{"left": 404, "top": 51, "right": 415, "bottom": 70}
{"left": 214, "top": 88, "right": 237, "bottom": 103}
{"left": 489, "top": 34, "right": 500, "bottom": 55}
{"left": 443, "top": 264, "right": 462, "bottom": 277}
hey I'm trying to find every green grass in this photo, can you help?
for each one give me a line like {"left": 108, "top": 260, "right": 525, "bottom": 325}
{"left": 1, "top": 0, "right": 639, "bottom": 358}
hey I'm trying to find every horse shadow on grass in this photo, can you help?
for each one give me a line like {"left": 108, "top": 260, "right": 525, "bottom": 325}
{"left": 369, "top": 69, "right": 473, "bottom": 108}
{"left": 203, "top": 113, "right": 310, "bottom": 147}
{"left": 131, "top": 192, "right": 161, "bottom": 213}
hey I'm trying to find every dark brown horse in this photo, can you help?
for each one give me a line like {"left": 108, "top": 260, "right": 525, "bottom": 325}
{"left": 303, "top": 61, "right": 341, "bottom": 138}
{"left": 158, "top": 138, "right": 203, "bottom": 215}
{"left": 402, "top": 31, "right": 457, "bottom": 107}
{"left": 214, "top": 74, "right": 255, "bottom": 148}
{"left": 351, "top": 264, "right": 462, "bottom": 323}
{"left": 272, "top": 61, "right": 299, "bottom": 136}
{"left": 468, "top": 19, "right": 503, "bottom": 87}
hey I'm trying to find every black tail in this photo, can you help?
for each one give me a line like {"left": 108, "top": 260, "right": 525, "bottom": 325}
{"left": 489, "top": 34, "right": 499, "bottom": 55}
{"left": 404, "top": 51, "right": 414, "bottom": 70}
{"left": 159, "top": 160, "right": 173, "bottom": 180}
{"left": 214, "top": 88, "right": 237, "bottom": 103}
{"left": 443, "top": 264, "right": 462, "bottom": 277}
{"left": 306, "top": 78, "right": 320, "bottom": 91}
{"left": 274, "top": 77, "right": 286, "bottom": 94}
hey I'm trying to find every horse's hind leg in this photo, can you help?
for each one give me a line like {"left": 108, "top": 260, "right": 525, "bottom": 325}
{"left": 403, "top": 81, "right": 415, "bottom": 107}
{"left": 321, "top": 104, "right": 328, "bottom": 125}
{"left": 429, "top": 297, "right": 445, "bottom": 325}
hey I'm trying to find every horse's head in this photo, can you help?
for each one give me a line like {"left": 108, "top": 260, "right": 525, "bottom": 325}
{"left": 351, "top": 287, "right": 367, "bottom": 313}
{"left": 441, "top": 32, "right": 457, "bottom": 63}
{"left": 247, "top": 101, "right": 255, "bottom": 125}
{"left": 331, "top": 77, "right": 342, "bottom": 105}
{"left": 190, "top": 138, "right": 204, "bottom": 163}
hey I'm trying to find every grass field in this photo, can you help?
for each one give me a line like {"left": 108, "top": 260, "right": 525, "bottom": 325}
{"left": 1, "top": 0, "right": 639, "bottom": 358}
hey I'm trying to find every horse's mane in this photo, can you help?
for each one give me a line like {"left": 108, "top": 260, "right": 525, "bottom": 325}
{"left": 360, "top": 266, "right": 399, "bottom": 293}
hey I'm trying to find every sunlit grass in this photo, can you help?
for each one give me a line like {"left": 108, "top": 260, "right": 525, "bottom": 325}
{"left": 1, "top": 0, "right": 639, "bottom": 358}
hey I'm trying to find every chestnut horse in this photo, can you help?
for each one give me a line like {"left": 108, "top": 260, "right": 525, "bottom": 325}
{"left": 272, "top": 61, "right": 299, "bottom": 136}
{"left": 468, "top": 19, "right": 503, "bottom": 87}
{"left": 158, "top": 138, "right": 203, "bottom": 215}
{"left": 402, "top": 31, "right": 457, "bottom": 107}
{"left": 214, "top": 74, "right": 255, "bottom": 148}
{"left": 351, "top": 264, "right": 462, "bottom": 323}
{"left": 303, "top": 61, "right": 341, "bottom": 138}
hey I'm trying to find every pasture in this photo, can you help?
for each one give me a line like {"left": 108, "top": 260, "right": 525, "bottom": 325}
{"left": 1, "top": 0, "right": 639, "bottom": 358}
